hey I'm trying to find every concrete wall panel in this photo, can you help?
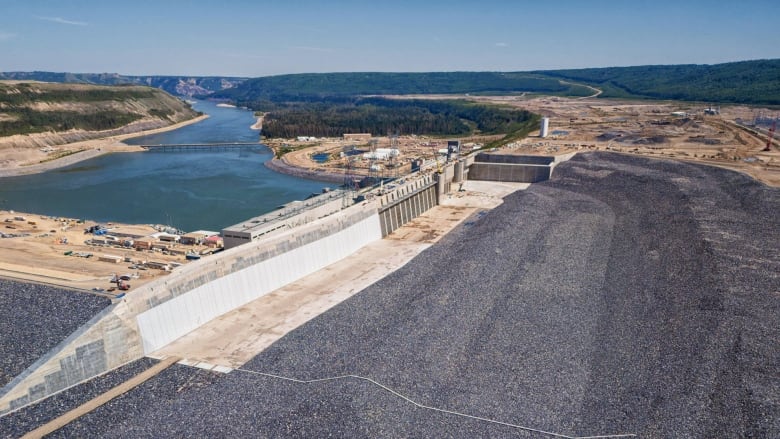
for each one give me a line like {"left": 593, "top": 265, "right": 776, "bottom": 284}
{"left": 136, "top": 213, "right": 382, "bottom": 353}
{"left": 468, "top": 163, "right": 552, "bottom": 183}
{"left": 474, "top": 154, "right": 555, "bottom": 165}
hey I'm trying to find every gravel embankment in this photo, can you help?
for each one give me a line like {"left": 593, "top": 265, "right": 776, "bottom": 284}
{"left": 16, "top": 152, "right": 779, "bottom": 438}
{"left": 0, "top": 280, "right": 111, "bottom": 388}
{"left": 0, "top": 357, "right": 158, "bottom": 438}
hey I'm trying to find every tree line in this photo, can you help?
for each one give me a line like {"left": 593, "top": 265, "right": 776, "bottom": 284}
{"left": 0, "top": 108, "right": 142, "bottom": 136}
{"left": 537, "top": 59, "right": 780, "bottom": 105}
{"left": 209, "top": 72, "right": 591, "bottom": 104}
{"left": 260, "top": 98, "right": 538, "bottom": 139}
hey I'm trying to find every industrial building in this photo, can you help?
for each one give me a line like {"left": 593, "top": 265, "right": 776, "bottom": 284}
{"left": 362, "top": 148, "right": 399, "bottom": 160}
{"left": 221, "top": 189, "right": 345, "bottom": 249}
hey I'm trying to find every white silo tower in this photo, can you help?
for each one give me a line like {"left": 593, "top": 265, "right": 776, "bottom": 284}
{"left": 540, "top": 117, "right": 550, "bottom": 138}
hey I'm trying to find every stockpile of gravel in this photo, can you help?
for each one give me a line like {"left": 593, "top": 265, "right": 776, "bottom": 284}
{"left": 19, "top": 152, "right": 779, "bottom": 437}
{"left": 0, "top": 280, "right": 111, "bottom": 387}
{"left": 0, "top": 357, "right": 158, "bottom": 437}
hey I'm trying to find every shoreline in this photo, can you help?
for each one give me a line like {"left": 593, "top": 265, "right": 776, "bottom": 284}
{"left": 250, "top": 113, "right": 265, "bottom": 131}
{"left": 264, "top": 157, "right": 345, "bottom": 184}
{"left": 0, "top": 114, "right": 209, "bottom": 178}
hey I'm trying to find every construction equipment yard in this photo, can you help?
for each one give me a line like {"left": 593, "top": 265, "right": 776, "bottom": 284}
{"left": 0, "top": 212, "right": 213, "bottom": 292}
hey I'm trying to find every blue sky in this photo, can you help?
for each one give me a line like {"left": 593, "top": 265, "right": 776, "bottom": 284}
{"left": 1, "top": 0, "right": 778, "bottom": 77}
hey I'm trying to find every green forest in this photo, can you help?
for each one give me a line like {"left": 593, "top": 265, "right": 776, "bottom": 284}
{"left": 536, "top": 59, "right": 780, "bottom": 105}
{"left": 209, "top": 72, "right": 594, "bottom": 105}
{"left": 261, "top": 98, "right": 539, "bottom": 145}
{"left": 211, "top": 59, "right": 780, "bottom": 106}
{"left": 0, "top": 108, "right": 142, "bottom": 136}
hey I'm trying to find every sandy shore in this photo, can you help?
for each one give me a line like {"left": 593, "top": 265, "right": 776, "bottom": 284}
{"left": 250, "top": 113, "right": 265, "bottom": 131}
{"left": 264, "top": 158, "right": 345, "bottom": 183}
{"left": 0, "top": 114, "right": 209, "bottom": 178}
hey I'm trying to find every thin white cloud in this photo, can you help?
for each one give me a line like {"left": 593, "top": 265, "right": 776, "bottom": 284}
{"left": 495, "top": 42, "right": 509, "bottom": 48}
{"left": 0, "top": 32, "right": 16, "bottom": 41}
{"left": 222, "top": 52, "right": 271, "bottom": 60}
{"left": 35, "top": 16, "right": 88, "bottom": 26}
{"left": 290, "top": 45, "right": 335, "bottom": 53}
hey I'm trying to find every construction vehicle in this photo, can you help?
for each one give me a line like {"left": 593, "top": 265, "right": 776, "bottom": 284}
{"left": 110, "top": 273, "right": 131, "bottom": 291}
{"left": 762, "top": 119, "right": 776, "bottom": 152}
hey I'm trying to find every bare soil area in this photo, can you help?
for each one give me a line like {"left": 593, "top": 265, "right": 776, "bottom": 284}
{"left": 469, "top": 95, "right": 780, "bottom": 186}
{"left": 0, "top": 211, "right": 212, "bottom": 293}
{"left": 264, "top": 132, "right": 500, "bottom": 182}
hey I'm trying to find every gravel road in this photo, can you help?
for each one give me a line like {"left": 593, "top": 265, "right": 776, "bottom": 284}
{"left": 11, "top": 152, "right": 779, "bottom": 438}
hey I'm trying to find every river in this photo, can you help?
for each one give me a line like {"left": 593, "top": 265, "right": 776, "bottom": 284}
{"left": 0, "top": 101, "right": 330, "bottom": 232}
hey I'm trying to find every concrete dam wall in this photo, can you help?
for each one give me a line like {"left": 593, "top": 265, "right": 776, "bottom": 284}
{"left": 137, "top": 209, "right": 381, "bottom": 353}
{"left": 0, "top": 204, "right": 382, "bottom": 413}
{"left": 377, "top": 175, "right": 438, "bottom": 237}
{"left": 1, "top": 152, "right": 575, "bottom": 414}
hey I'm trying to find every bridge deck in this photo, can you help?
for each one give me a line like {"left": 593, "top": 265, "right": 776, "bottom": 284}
{"left": 140, "top": 143, "right": 262, "bottom": 151}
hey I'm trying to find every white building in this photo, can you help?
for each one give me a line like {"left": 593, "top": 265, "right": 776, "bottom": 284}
{"left": 540, "top": 117, "right": 550, "bottom": 138}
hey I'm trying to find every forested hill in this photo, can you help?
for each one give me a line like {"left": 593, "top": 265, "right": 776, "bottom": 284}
{"left": 0, "top": 72, "right": 246, "bottom": 97}
{"left": 208, "top": 72, "right": 594, "bottom": 105}
{"left": 0, "top": 82, "right": 198, "bottom": 137}
{"left": 210, "top": 59, "right": 780, "bottom": 106}
{"left": 536, "top": 59, "right": 780, "bottom": 105}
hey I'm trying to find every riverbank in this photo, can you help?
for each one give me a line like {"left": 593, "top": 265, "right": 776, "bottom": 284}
{"left": 264, "top": 158, "right": 345, "bottom": 184}
{"left": 0, "top": 114, "right": 209, "bottom": 178}
{"left": 250, "top": 113, "right": 265, "bottom": 130}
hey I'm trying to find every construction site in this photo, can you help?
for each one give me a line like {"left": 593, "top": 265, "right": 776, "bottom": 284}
{"left": 0, "top": 212, "right": 222, "bottom": 293}
{"left": 266, "top": 96, "right": 780, "bottom": 187}
{"left": 0, "top": 151, "right": 777, "bottom": 438}
{"left": 0, "top": 95, "right": 778, "bottom": 438}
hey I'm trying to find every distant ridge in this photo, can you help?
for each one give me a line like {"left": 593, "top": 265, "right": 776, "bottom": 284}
{"left": 209, "top": 59, "right": 780, "bottom": 106}
{"left": 536, "top": 59, "right": 780, "bottom": 105}
{"left": 6, "top": 59, "right": 779, "bottom": 105}
{"left": 0, "top": 72, "right": 247, "bottom": 97}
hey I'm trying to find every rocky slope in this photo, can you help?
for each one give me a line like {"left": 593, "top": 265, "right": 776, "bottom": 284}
{"left": 0, "top": 72, "right": 246, "bottom": 97}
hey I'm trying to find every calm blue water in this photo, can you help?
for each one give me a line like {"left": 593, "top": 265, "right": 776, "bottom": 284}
{"left": 0, "top": 101, "right": 329, "bottom": 232}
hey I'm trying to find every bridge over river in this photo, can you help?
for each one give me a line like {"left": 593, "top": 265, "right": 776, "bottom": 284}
{"left": 140, "top": 142, "right": 263, "bottom": 151}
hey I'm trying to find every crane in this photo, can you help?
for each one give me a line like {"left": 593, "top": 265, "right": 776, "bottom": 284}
{"left": 762, "top": 119, "right": 777, "bottom": 152}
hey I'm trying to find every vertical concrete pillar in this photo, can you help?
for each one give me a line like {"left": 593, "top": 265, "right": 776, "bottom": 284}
{"left": 435, "top": 173, "right": 445, "bottom": 204}
{"left": 453, "top": 161, "right": 464, "bottom": 183}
